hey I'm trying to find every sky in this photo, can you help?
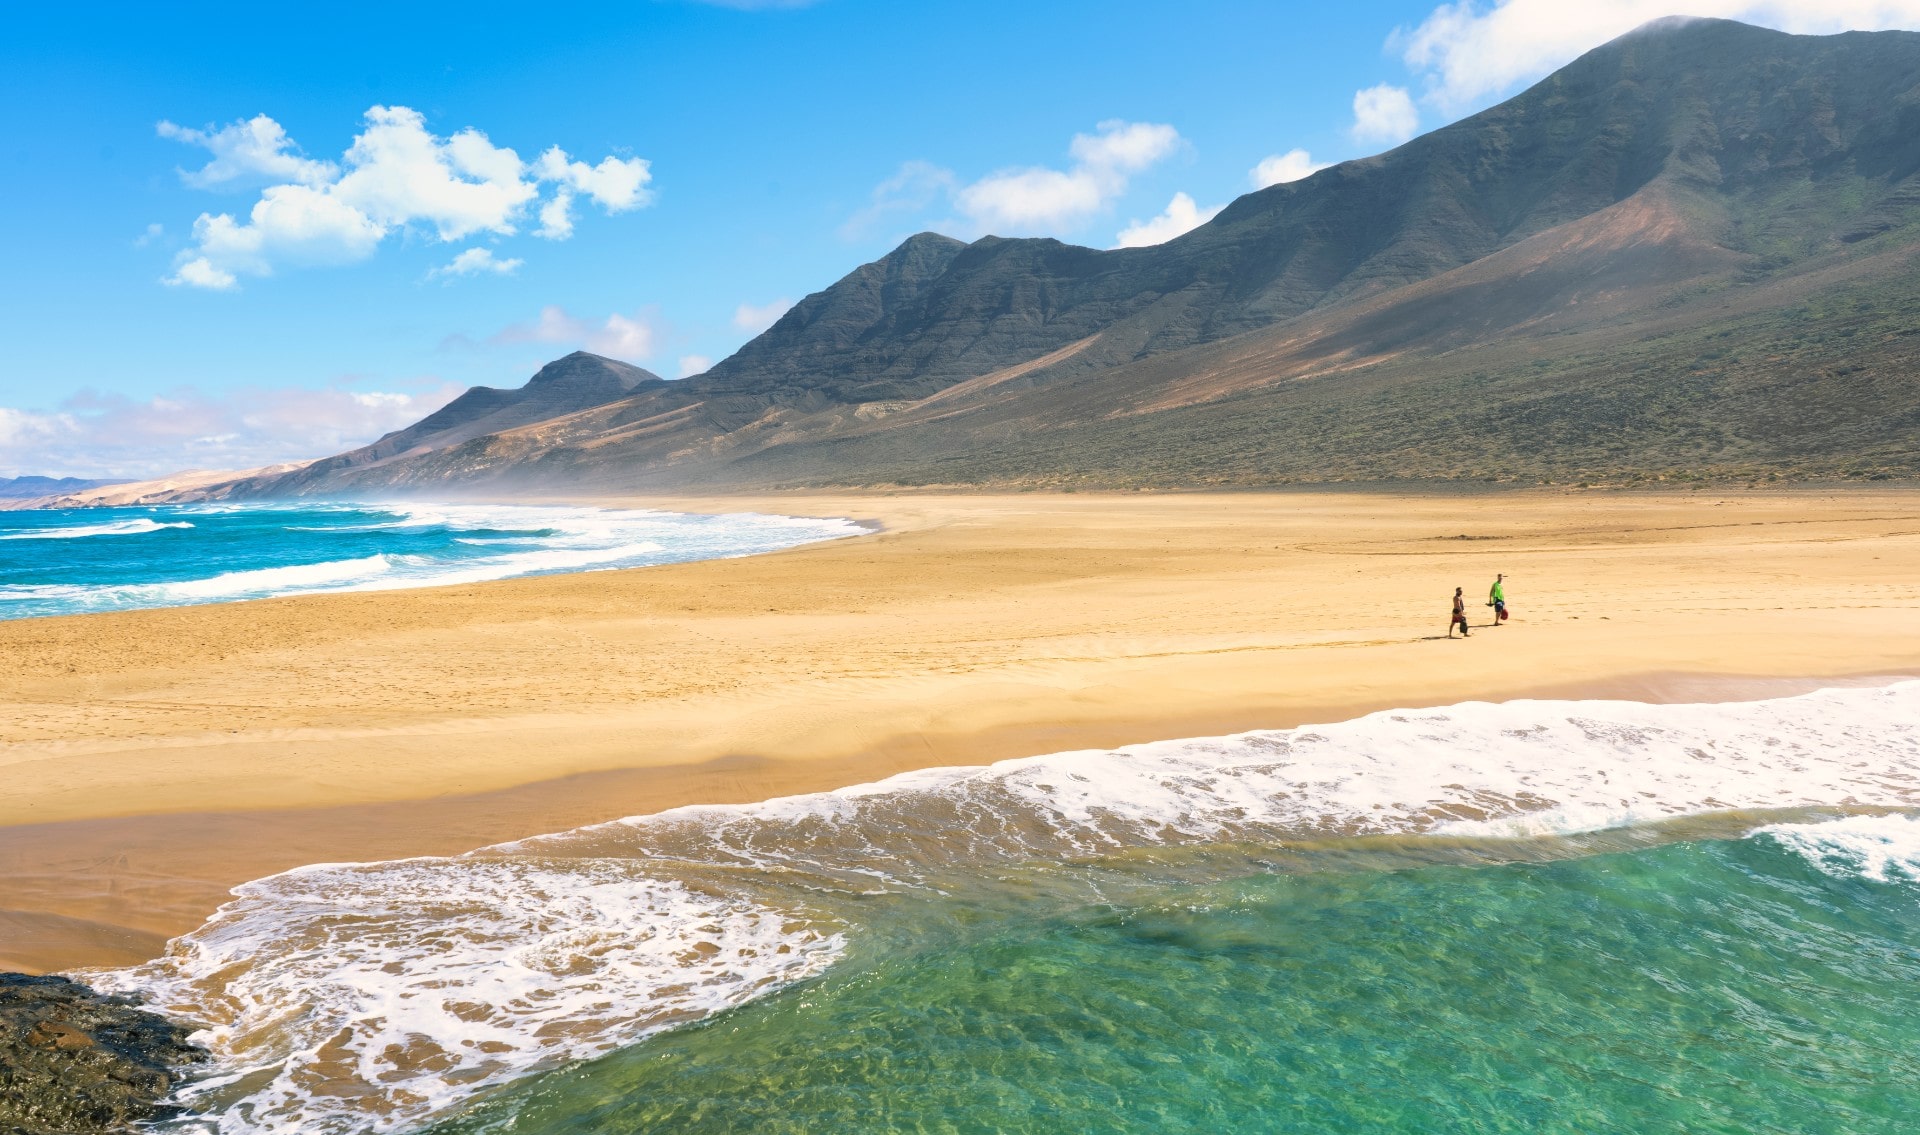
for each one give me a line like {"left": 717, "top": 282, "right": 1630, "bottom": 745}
{"left": 4, "top": 0, "right": 1919, "bottom": 478}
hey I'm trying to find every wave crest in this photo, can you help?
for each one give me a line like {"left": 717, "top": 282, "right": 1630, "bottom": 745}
{"left": 88, "top": 682, "right": 1920, "bottom": 1133}
{"left": 1760, "top": 813, "right": 1920, "bottom": 883}
{"left": 0, "top": 517, "right": 193, "bottom": 539}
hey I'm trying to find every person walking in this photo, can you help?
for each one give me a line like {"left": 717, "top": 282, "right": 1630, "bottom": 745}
{"left": 1488, "top": 574, "right": 1509, "bottom": 625}
{"left": 1450, "top": 587, "right": 1471, "bottom": 637}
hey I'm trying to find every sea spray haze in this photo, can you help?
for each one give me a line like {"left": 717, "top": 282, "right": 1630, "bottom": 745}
{"left": 0, "top": 503, "right": 863, "bottom": 620}
{"left": 85, "top": 683, "right": 1920, "bottom": 1134}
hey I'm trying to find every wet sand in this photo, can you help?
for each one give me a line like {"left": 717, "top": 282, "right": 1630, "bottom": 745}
{"left": 3, "top": 489, "right": 1918, "bottom": 972}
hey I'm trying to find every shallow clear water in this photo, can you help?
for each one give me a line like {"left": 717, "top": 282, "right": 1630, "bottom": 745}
{"left": 429, "top": 825, "right": 1920, "bottom": 1135}
{"left": 0, "top": 502, "right": 862, "bottom": 619}
{"left": 88, "top": 683, "right": 1920, "bottom": 1134}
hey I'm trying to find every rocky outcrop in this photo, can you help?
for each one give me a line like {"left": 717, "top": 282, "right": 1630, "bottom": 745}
{"left": 0, "top": 973, "right": 204, "bottom": 1134}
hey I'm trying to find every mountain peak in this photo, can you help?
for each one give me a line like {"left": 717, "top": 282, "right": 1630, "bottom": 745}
{"left": 525, "top": 351, "right": 659, "bottom": 392}
{"left": 229, "top": 21, "right": 1920, "bottom": 498}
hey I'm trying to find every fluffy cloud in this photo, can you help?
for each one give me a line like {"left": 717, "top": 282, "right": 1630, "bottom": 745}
{"left": 956, "top": 120, "right": 1184, "bottom": 233}
{"left": 595, "top": 313, "right": 659, "bottom": 360}
{"left": 157, "top": 114, "right": 337, "bottom": 188}
{"left": 678, "top": 354, "right": 714, "bottom": 377}
{"left": 732, "top": 298, "right": 793, "bottom": 334}
{"left": 536, "top": 191, "right": 577, "bottom": 240}
{"left": 1251, "top": 149, "right": 1331, "bottom": 188}
{"left": 1351, "top": 84, "right": 1421, "bottom": 145}
{"left": 0, "top": 381, "right": 463, "bottom": 479}
{"left": 170, "top": 184, "right": 387, "bottom": 289}
{"left": 1114, "top": 192, "right": 1223, "bottom": 248}
{"left": 851, "top": 121, "right": 1186, "bottom": 240}
{"left": 491, "top": 305, "right": 665, "bottom": 363}
{"left": 1396, "top": 0, "right": 1920, "bottom": 112}
{"left": 160, "top": 107, "right": 653, "bottom": 288}
{"left": 428, "top": 247, "right": 523, "bottom": 281}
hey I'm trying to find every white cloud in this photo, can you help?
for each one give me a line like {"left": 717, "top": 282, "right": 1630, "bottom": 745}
{"left": 595, "top": 313, "right": 659, "bottom": 360}
{"left": 491, "top": 305, "right": 665, "bottom": 363}
{"left": 428, "top": 247, "right": 523, "bottom": 280}
{"left": 845, "top": 121, "right": 1185, "bottom": 240}
{"left": 133, "top": 222, "right": 165, "bottom": 248}
{"left": 326, "top": 108, "right": 537, "bottom": 241}
{"left": 1067, "top": 120, "right": 1184, "bottom": 174}
{"left": 1115, "top": 192, "right": 1224, "bottom": 248}
{"left": 167, "top": 257, "right": 237, "bottom": 290}
{"left": 157, "top": 114, "right": 338, "bottom": 188}
{"left": 958, "top": 168, "right": 1107, "bottom": 233}
{"left": 534, "top": 147, "right": 654, "bottom": 211}
{"left": 0, "top": 381, "right": 463, "bottom": 479}
{"left": 531, "top": 149, "right": 652, "bottom": 239}
{"left": 840, "top": 160, "right": 957, "bottom": 239}
{"left": 678, "top": 354, "right": 714, "bottom": 377}
{"left": 165, "top": 183, "right": 386, "bottom": 287}
{"left": 732, "top": 298, "right": 793, "bottom": 334}
{"left": 955, "top": 120, "right": 1184, "bottom": 234}
{"left": 0, "top": 407, "right": 71, "bottom": 448}
{"left": 1251, "top": 149, "right": 1331, "bottom": 188}
{"left": 1351, "top": 84, "right": 1421, "bottom": 145}
{"left": 159, "top": 107, "right": 654, "bottom": 288}
{"left": 1396, "top": 1, "right": 1920, "bottom": 112}
{"left": 536, "top": 189, "right": 576, "bottom": 240}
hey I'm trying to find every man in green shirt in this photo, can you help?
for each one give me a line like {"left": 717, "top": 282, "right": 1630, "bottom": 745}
{"left": 1489, "top": 574, "right": 1509, "bottom": 624}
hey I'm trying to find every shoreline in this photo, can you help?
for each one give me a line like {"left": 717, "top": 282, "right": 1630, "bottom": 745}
{"left": 3, "top": 489, "right": 1918, "bottom": 972}
{"left": 4, "top": 668, "right": 1909, "bottom": 976}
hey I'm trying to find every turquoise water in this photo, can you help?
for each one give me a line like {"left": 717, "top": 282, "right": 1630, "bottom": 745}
{"left": 94, "top": 683, "right": 1920, "bottom": 1135}
{"left": 434, "top": 827, "right": 1920, "bottom": 1134}
{"left": 0, "top": 502, "right": 862, "bottom": 619}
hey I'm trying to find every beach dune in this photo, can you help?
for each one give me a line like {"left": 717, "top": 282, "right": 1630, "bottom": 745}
{"left": 2, "top": 489, "right": 1917, "bottom": 973}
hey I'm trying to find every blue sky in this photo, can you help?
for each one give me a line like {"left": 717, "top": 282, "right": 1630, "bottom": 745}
{"left": 3, "top": 0, "right": 1915, "bottom": 478}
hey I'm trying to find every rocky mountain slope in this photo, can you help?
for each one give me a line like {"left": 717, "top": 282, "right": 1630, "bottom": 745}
{"left": 250, "top": 351, "right": 662, "bottom": 495}
{"left": 232, "top": 18, "right": 1920, "bottom": 496}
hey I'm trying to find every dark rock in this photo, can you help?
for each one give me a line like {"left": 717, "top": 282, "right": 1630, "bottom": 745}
{"left": 0, "top": 972, "right": 205, "bottom": 1135}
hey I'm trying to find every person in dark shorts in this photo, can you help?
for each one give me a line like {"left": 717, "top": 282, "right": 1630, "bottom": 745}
{"left": 1488, "top": 574, "right": 1509, "bottom": 624}
{"left": 1450, "top": 587, "right": 1471, "bottom": 637}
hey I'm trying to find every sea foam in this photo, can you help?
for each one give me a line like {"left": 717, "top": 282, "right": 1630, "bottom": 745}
{"left": 97, "top": 860, "right": 841, "bottom": 1135}
{"left": 0, "top": 502, "right": 865, "bottom": 619}
{"left": 93, "top": 681, "right": 1920, "bottom": 1134}
{"left": 1760, "top": 813, "right": 1920, "bottom": 883}
{"left": 0, "top": 517, "right": 194, "bottom": 539}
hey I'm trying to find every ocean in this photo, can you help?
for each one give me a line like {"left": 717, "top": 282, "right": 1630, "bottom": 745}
{"left": 0, "top": 502, "right": 866, "bottom": 620}
{"left": 79, "top": 682, "right": 1920, "bottom": 1134}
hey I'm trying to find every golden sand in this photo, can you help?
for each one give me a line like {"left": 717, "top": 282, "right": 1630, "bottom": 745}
{"left": 2, "top": 489, "right": 1917, "bottom": 972}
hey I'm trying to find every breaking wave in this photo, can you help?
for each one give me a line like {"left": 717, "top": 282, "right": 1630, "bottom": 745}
{"left": 0, "top": 502, "right": 865, "bottom": 618}
{"left": 0, "top": 517, "right": 194, "bottom": 539}
{"left": 90, "top": 681, "right": 1920, "bottom": 1134}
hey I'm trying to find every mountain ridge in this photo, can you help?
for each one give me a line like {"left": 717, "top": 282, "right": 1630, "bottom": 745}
{"left": 224, "top": 18, "right": 1920, "bottom": 498}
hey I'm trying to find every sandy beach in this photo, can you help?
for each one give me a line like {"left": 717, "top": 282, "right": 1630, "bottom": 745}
{"left": 2, "top": 488, "right": 1918, "bottom": 973}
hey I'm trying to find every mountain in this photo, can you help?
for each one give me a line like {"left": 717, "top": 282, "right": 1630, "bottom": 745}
{"left": 237, "top": 19, "right": 1920, "bottom": 496}
{"left": 244, "top": 351, "right": 663, "bottom": 495}
{"left": 0, "top": 476, "right": 114, "bottom": 500}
